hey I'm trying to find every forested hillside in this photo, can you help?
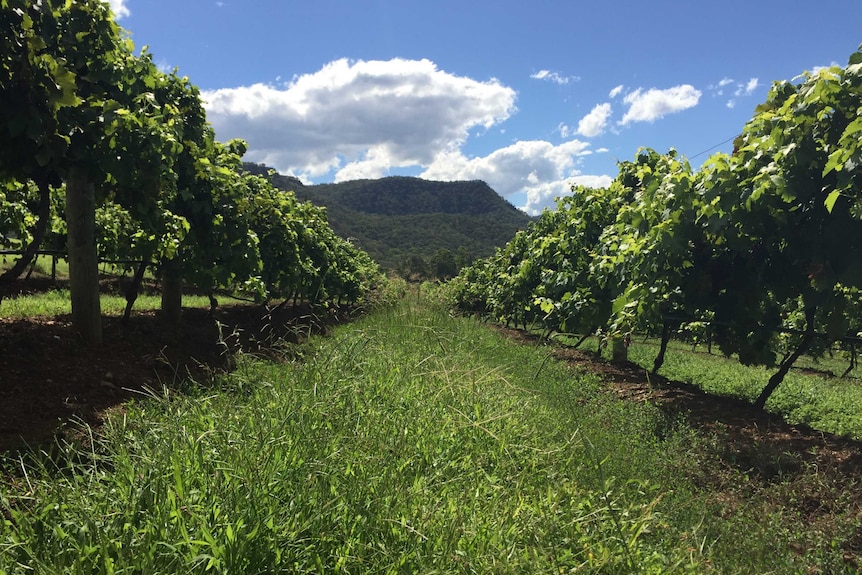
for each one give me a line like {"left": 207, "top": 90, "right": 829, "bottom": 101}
{"left": 243, "top": 164, "right": 534, "bottom": 273}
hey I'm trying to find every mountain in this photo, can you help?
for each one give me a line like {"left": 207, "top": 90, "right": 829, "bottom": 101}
{"left": 243, "top": 163, "right": 533, "bottom": 272}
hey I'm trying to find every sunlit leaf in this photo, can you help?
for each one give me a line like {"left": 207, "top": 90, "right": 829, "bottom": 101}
{"left": 825, "top": 190, "right": 842, "bottom": 213}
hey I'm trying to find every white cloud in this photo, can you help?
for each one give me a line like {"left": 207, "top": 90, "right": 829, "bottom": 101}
{"left": 202, "top": 58, "right": 517, "bottom": 182}
{"left": 107, "top": 0, "right": 130, "bottom": 18}
{"left": 810, "top": 62, "right": 841, "bottom": 75}
{"left": 745, "top": 78, "right": 759, "bottom": 93}
{"left": 421, "top": 139, "right": 590, "bottom": 192}
{"left": 711, "top": 77, "right": 759, "bottom": 107}
{"left": 155, "top": 59, "right": 174, "bottom": 74}
{"left": 735, "top": 77, "right": 758, "bottom": 96}
{"left": 201, "top": 58, "right": 611, "bottom": 214}
{"left": 608, "top": 85, "right": 624, "bottom": 98}
{"left": 418, "top": 139, "right": 609, "bottom": 215}
{"left": 619, "top": 85, "right": 701, "bottom": 125}
{"left": 531, "top": 70, "right": 580, "bottom": 85}
{"left": 708, "top": 77, "right": 734, "bottom": 96}
{"left": 521, "top": 174, "right": 614, "bottom": 215}
{"left": 333, "top": 145, "right": 395, "bottom": 181}
{"left": 576, "top": 103, "right": 612, "bottom": 137}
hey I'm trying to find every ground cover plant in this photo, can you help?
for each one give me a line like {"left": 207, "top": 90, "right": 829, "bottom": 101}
{"left": 0, "top": 288, "right": 212, "bottom": 319}
{"left": 1, "top": 298, "right": 702, "bottom": 573}
{"left": 0, "top": 270, "right": 374, "bottom": 454}
{"left": 629, "top": 338, "right": 862, "bottom": 439}
{"left": 551, "top": 333, "right": 862, "bottom": 440}
{"left": 481, "top": 321, "right": 862, "bottom": 574}
{"left": 3, "top": 295, "right": 862, "bottom": 573}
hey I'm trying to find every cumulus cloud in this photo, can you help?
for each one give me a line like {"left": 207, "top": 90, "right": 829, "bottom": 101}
{"left": 576, "top": 103, "right": 613, "bottom": 137}
{"left": 608, "top": 85, "right": 624, "bottom": 98}
{"left": 333, "top": 145, "right": 396, "bottom": 181}
{"left": 107, "top": 0, "right": 130, "bottom": 18}
{"left": 520, "top": 174, "right": 614, "bottom": 215}
{"left": 531, "top": 70, "right": 580, "bottom": 85}
{"left": 201, "top": 57, "right": 611, "bottom": 214}
{"left": 619, "top": 85, "right": 701, "bottom": 125}
{"left": 418, "top": 139, "right": 609, "bottom": 215}
{"left": 202, "top": 58, "right": 517, "bottom": 182}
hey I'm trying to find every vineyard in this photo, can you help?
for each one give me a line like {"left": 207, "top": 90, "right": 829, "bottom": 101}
{"left": 0, "top": 0, "right": 383, "bottom": 347}
{"left": 5, "top": 1, "right": 862, "bottom": 572}
{"left": 450, "top": 44, "right": 862, "bottom": 412}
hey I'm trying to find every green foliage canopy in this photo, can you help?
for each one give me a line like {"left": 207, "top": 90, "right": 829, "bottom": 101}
{"left": 451, "top": 45, "right": 862, "bottom": 409}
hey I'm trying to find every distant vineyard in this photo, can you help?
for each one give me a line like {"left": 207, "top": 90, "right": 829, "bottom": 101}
{"left": 449, "top": 45, "right": 862, "bottom": 409}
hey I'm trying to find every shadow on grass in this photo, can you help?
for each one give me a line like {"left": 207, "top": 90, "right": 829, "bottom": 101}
{"left": 0, "top": 302, "right": 354, "bottom": 456}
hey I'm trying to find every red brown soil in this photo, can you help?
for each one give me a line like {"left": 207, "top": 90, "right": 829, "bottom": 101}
{"left": 0, "top": 280, "right": 345, "bottom": 455}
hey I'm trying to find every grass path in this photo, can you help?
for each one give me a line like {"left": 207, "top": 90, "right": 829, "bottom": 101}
{"left": 1, "top": 298, "right": 859, "bottom": 573}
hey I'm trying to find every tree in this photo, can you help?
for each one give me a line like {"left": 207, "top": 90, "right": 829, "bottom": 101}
{"left": 431, "top": 248, "right": 457, "bottom": 280}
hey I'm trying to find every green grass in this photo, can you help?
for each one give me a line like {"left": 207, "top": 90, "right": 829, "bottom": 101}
{"left": 0, "top": 254, "right": 68, "bottom": 279}
{"left": 616, "top": 337, "right": 862, "bottom": 439}
{"left": 1, "top": 254, "right": 161, "bottom": 281}
{"left": 1, "top": 254, "right": 179, "bottom": 319}
{"left": 0, "top": 289, "right": 214, "bottom": 319}
{"left": 0, "top": 300, "right": 697, "bottom": 573}
{"left": 1, "top": 300, "right": 858, "bottom": 573}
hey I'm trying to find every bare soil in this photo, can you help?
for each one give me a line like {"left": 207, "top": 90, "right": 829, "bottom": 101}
{"left": 0, "top": 285, "right": 345, "bottom": 454}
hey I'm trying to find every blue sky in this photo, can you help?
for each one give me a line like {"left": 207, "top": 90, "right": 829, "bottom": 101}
{"left": 108, "top": 0, "right": 862, "bottom": 214}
